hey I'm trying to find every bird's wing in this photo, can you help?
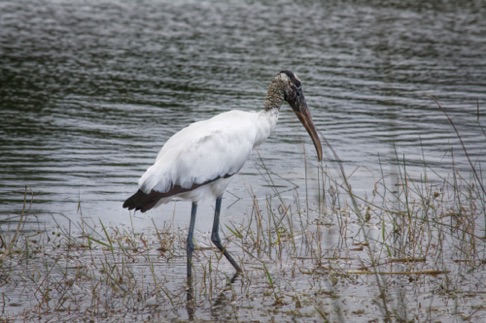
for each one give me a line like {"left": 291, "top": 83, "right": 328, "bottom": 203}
{"left": 138, "top": 110, "right": 259, "bottom": 194}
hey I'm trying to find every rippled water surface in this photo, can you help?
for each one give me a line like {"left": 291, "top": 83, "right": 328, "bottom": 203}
{"left": 1, "top": 0, "right": 485, "bottom": 228}
{"left": 1, "top": 0, "right": 486, "bottom": 321}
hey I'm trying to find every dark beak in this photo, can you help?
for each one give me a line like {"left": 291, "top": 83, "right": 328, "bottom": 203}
{"left": 290, "top": 90, "right": 323, "bottom": 161}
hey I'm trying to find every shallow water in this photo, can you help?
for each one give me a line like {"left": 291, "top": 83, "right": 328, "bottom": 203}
{"left": 1, "top": 0, "right": 485, "bottom": 243}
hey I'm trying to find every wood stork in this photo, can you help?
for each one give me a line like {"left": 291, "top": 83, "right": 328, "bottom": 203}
{"left": 123, "top": 70, "right": 323, "bottom": 280}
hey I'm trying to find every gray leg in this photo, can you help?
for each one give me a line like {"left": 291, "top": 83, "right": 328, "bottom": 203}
{"left": 187, "top": 202, "right": 198, "bottom": 282}
{"left": 211, "top": 196, "right": 242, "bottom": 273}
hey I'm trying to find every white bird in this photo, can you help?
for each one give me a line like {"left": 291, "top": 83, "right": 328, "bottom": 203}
{"left": 123, "top": 70, "right": 323, "bottom": 280}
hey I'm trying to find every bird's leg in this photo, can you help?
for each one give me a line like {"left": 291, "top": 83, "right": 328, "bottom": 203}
{"left": 187, "top": 202, "right": 198, "bottom": 286}
{"left": 211, "top": 196, "right": 242, "bottom": 273}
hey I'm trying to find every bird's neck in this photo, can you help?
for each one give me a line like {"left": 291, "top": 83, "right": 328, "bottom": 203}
{"left": 264, "top": 95, "right": 284, "bottom": 112}
{"left": 264, "top": 79, "right": 286, "bottom": 112}
{"left": 253, "top": 76, "right": 290, "bottom": 146}
{"left": 255, "top": 78, "right": 284, "bottom": 146}
{"left": 254, "top": 108, "right": 279, "bottom": 147}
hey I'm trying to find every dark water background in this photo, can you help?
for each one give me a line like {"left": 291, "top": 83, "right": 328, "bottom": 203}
{"left": 1, "top": 0, "right": 485, "bottom": 231}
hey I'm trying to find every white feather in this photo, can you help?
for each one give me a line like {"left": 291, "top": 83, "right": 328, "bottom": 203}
{"left": 138, "top": 109, "right": 278, "bottom": 202}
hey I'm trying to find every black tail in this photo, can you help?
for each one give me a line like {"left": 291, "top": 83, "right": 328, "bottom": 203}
{"left": 123, "top": 184, "right": 197, "bottom": 213}
{"left": 123, "top": 189, "right": 165, "bottom": 213}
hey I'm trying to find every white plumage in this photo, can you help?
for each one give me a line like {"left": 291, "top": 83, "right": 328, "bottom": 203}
{"left": 139, "top": 109, "right": 278, "bottom": 206}
{"left": 123, "top": 70, "right": 322, "bottom": 277}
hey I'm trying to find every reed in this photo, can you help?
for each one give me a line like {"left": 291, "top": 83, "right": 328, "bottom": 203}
{"left": 1, "top": 101, "right": 485, "bottom": 322}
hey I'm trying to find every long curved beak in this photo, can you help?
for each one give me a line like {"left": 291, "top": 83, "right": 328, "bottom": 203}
{"left": 290, "top": 91, "right": 323, "bottom": 161}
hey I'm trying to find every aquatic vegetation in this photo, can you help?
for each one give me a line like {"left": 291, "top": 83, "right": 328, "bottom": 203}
{"left": 1, "top": 103, "right": 485, "bottom": 322}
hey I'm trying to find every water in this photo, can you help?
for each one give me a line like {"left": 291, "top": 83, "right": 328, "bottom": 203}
{"left": 1, "top": 1, "right": 486, "bottom": 321}
{"left": 1, "top": 0, "right": 485, "bottom": 230}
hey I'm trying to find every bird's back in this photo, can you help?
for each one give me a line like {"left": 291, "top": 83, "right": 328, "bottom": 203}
{"left": 139, "top": 110, "right": 265, "bottom": 197}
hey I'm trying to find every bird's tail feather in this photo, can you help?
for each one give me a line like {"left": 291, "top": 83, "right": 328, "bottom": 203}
{"left": 122, "top": 189, "right": 165, "bottom": 213}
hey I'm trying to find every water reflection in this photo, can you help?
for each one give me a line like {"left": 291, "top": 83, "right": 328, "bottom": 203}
{"left": 209, "top": 272, "right": 241, "bottom": 322}
{"left": 0, "top": 0, "right": 485, "bottom": 229}
{"left": 186, "top": 271, "right": 242, "bottom": 321}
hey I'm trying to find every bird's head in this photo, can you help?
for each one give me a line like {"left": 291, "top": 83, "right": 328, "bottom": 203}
{"left": 276, "top": 70, "right": 323, "bottom": 162}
